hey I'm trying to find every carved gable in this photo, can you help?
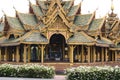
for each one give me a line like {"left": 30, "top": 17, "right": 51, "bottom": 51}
{"left": 48, "top": 16, "right": 68, "bottom": 30}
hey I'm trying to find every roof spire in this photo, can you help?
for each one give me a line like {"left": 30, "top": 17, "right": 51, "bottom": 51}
{"left": 13, "top": 6, "right": 18, "bottom": 17}
{"left": 111, "top": 0, "right": 114, "bottom": 12}
{"left": 28, "top": 0, "right": 34, "bottom": 14}
{"left": 27, "top": 0, "right": 31, "bottom": 5}
{"left": 13, "top": 6, "right": 16, "bottom": 11}
{"left": 1, "top": 10, "right": 6, "bottom": 16}
{"left": 1, "top": 10, "right": 6, "bottom": 22}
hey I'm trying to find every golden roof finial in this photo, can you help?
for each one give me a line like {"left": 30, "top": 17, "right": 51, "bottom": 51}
{"left": 27, "top": 0, "right": 31, "bottom": 4}
{"left": 13, "top": 6, "right": 16, "bottom": 11}
{"left": 1, "top": 10, "right": 6, "bottom": 16}
{"left": 111, "top": 0, "right": 114, "bottom": 12}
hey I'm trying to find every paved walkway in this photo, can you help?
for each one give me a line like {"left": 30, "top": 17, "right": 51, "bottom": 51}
{"left": 54, "top": 75, "right": 66, "bottom": 80}
{"left": 0, "top": 75, "right": 66, "bottom": 80}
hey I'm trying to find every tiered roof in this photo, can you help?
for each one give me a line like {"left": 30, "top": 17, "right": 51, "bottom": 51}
{"left": 74, "top": 14, "right": 92, "bottom": 26}
{"left": 31, "top": 5, "right": 44, "bottom": 17}
{"left": 68, "top": 31, "right": 95, "bottom": 45}
{"left": 67, "top": 3, "right": 81, "bottom": 16}
{"left": 14, "top": 31, "right": 48, "bottom": 44}
{"left": 88, "top": 18, "right": 105, "bottom": 31}
{"left": 0, "top": 0, "right": 117, "bottom": 47}
{"left": 6, "top": 16, "right": 24, "bottom": 30}
{"left": 17, "top": 13, "right": 38, "bottom": 26}
{"left": 96, "top": 37, "right": 113, "bottom": 47}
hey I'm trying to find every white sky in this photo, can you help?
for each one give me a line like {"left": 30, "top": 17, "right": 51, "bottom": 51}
{"left": 0, "top": 0, "right": 120, "bottom": 18}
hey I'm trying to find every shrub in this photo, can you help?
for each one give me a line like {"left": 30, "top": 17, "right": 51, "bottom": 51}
{"left": 0, "top": 64, "right": 55, "bottom": 78}
{"left": 65, "top": 66, "right": 120, "bottom": 80}
{"left": 0, "top": 64, "right": 17, "bottom": 77}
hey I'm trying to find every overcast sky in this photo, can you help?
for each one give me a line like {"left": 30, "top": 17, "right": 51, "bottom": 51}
{"left": 0, "top": 0, "right": 120, "bottom": 18}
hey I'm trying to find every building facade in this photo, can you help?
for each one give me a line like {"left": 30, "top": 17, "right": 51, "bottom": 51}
{"left": 0, "top": 0, "right": 120, "bottom": 64}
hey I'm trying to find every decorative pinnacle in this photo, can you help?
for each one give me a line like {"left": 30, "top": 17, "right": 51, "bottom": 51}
{"left": 111, "top": 0, "right": 114, "bottom": 12}
{"left": 13, "top": 6, "right": 16, "bottom": 10}
{"left": 1, "top": 10, "right": 5, "bottom": 15}
{"left": 27, "top": 0, "right": 31, "bottom": 3}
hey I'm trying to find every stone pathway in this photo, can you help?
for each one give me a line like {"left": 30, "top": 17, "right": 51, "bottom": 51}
{"left": 54, "top": 75, "right": 66, "bottom": 80}
{"left": 0, "top": 75, "right": 66, "bottom": 80}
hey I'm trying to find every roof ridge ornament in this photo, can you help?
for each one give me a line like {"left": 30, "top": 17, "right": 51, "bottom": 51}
{"left": 28, "top": 0, "right": 31, "bottom": 4}
{"left": 1, "top": 10, "right": 6, "bottom": 16}
{"left": 13, "top": 6, "right": 16, "bottom": 11}
{"left": 1, "top": 10, "right": 5, "bottom": 14}
{"left": 13, "top": 6, "right": 20, "bottom": 17}
{"left": 111, "top": 0, "right": 114, "bottom": 12}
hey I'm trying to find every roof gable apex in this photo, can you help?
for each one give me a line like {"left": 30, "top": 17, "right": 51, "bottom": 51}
{"left": 88, "top": 17, "right": 105, "bottom": 31}
{"left": 63, "top": 0, "right": 74, "bottom": 10}
{"left": 67, "top": 3, "right": 81, "bottom": 16}
{"left": 6, "top": 16, "right": 24, "bottom": 31}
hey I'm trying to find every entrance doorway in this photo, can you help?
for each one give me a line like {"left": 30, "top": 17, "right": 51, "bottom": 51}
{"left": 47, "top": 34, "right": 67, "bottom": 61}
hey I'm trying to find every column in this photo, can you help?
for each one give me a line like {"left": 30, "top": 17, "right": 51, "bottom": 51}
{"left": 69, "top": 46, "right": 71, "bottom": 63}
{"left": 96, "top": 47, "right": 98, "bottom": 62}
{"left": 41, "top": 45, "right": 45, "bottom": 64}
{"left": 68, "top": 47, "right": 70, "bottom": 60}
{"left": 87, "top": 46, "right": 90, "bottom": 63}
{"left": 69, "top": 45, "right": 74, "bottom": 63}
{"left": 45, "top": 45, "right": 49, "bottom": 61}
{"left": 28, "top": 46, "right": 31, "bottom": 62}
{"left": 115, "top": 51, "right": 117, "bottom": 61}
{"left": 1, "top": 48, "right": 4, "bottom": 61}
{"left": 16, "top": 46, "right": 20, "bottom": 62}
{"left": 14, "top": 52, "right": 16, "bottom": 61}
{"left": 101, "top": 48, "right": 104, "bottom": 62}
{"left": 90, "top": 46, "right": 93, "bottom": 62}
{"left": 93, "top": 46, "right": 96, "bottom": 62}
{"left": 105, "top": 48, "right": 108, "bottom": 62}
{"left": 38, "top": 48, "right": 41, "bottom": 61}
{"left": 92, "top": 47, "right": 94, "bottom": 62}
{"left": 62, "top": 40, "right": 65, "bottom": 59}
{"left": 0, "top": 48, "right": 1, "bottom": 61}
{"left": 12, "top": 53, "right": 15, "bottom": 61}
{"left": 112, "top": 51, "right": 114, "bottom": 61}
{"left": 4, "top": 47, "right": 7, "bottom": 61}
{"left": 97, "top": 51, "right": 101, "bottom": 62}
{"left": 81, "top": 45, "right": 84, "bottom": 63}
{"left": 77, "top": 46, "right": 80, "bottom": 62}
{"left": 23, "top": 45, "right": 27, "bottom": 63}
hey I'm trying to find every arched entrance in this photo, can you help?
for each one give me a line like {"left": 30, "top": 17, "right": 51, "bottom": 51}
{"left": 46, "top": 34, "right": 67, "bottom": 62}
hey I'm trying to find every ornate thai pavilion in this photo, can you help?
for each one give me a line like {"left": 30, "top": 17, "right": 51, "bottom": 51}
{"left": 0, "top": 0, "right": 119, "bottom": 64}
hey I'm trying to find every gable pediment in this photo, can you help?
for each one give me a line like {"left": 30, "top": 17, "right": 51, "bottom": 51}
{"left": 48, "top": 16, "right": 68, "bottom": 30}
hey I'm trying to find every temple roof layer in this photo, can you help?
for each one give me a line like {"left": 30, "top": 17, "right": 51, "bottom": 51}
{"left": 68, "top": 32, "right": 95, "bottom": 45}
{"left": 16, "top": 31, "right": 48, "bottom": 44}
{"left": 74, "top": 14, "right": 92, "bottom": 26}
{"left": 0, "top": 0, "right": 119, "bottom": 48}
{"left": 6, "top": 16, "right": 24, "bottom": 30}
